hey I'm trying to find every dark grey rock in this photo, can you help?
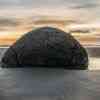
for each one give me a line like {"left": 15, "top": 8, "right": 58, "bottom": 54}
{"left": 1, "top": 27, "right": 88, "bottom": 69}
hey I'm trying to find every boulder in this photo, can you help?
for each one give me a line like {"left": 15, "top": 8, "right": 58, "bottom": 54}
{"left": 1, "top": 27, "right": 88, "bottom": 69}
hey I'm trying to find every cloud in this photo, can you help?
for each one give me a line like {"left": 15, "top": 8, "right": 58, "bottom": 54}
{"left": 70, "top": 3, "right": 99, "bottom": 9}
{"left": 0, "top": 0, "right": 100, "bottom": 32}
{"left": 0, "top": 0, "right": 65, "bottom": 8}
{"left": 69, "top": 29, "right": 91, "bottom": 33}
{"left": 0, "top": 0, "right": 99, "bottom": 9}
{"left": 0, "top": 17, "right": 23, "bottom": 31}
{"left": 0, "top": 17, "right": 20, "bottom": 26}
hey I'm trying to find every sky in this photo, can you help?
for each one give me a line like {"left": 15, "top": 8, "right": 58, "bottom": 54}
{"left": 0, "top": 0, "right": 99, "bottom": 45}
{"left": 0, "top": 0, "right": 100, "bottom": 31}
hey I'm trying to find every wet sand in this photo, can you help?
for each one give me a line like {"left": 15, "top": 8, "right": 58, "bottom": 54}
{"left": 0, "top": 68, "right": 100, "bottom": 100}
{"left": 0, "top": 47, "right": 100, "bottom": 100}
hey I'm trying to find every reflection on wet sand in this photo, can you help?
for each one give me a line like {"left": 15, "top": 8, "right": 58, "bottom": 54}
{"left": 86, "top": 46, "right": 100, "bottom": 70}
{"left": 89, "top": 57, "right": 100, "bottom": 70}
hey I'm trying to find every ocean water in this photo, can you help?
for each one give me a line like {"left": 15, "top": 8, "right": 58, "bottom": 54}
{"left": 0, "top": 47, "right": 100, "bottom": 70}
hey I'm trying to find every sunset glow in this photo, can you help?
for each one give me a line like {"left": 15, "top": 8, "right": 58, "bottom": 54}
{"left": 0, "top": 0, "right": 99, "bottom": 46}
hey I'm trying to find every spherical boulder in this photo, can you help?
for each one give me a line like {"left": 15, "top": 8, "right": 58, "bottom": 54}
{"left": 1, "top": 27, "right": 88, "bottom": 69}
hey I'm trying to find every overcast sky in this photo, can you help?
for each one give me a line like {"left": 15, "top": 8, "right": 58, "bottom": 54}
{"left": 0, "top": 0, "right": 100, "bottom": 33}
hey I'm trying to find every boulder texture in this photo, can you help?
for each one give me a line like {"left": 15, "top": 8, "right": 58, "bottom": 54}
{"left": 1, "top": 27, "right": 88, "bottom": 69}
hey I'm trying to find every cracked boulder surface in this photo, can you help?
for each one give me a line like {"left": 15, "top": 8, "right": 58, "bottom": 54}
{"left": 1, "top": 27, "right": 88, "bottom": 69}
